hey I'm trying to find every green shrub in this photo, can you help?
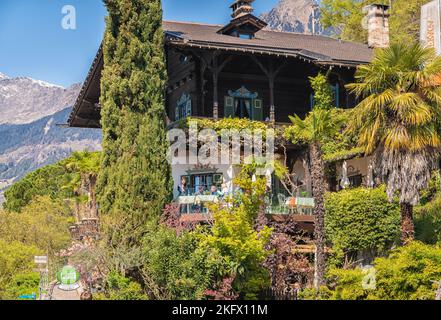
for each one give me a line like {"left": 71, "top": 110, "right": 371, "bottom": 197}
{"left": 95, "top": 272, "right": 148, "bottom": 300}
{"left": 0, "top": 240, "right": 41, "bottom": 299}
{"left": 325, "top": 186, "right": 401, "bottom": 265}
{"left": 141, "top": 226, "right": 217, "bottom": 300}
{"left": 321, "top": 242, "right": 441, "bottom": 300}
{"left": 370, "top": 242, "right": 441, "bottom": 300}
{"left": 298, "top": 286, "right": 333, "bottom": 300}
{"left": 327, "top": 268, "right": 369, "bottom": 300}
{"left": 415, "top": 193, "right": 441, "bottom": 244}
{"left": 3, "top": 273, "right": 40, "bottom": 300}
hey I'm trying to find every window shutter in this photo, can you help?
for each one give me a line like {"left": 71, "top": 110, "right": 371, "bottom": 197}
{"left": 331, "top": 84, "right": 340, "bottom": 108}
{"left": 213, "top": 174, "right": 223, "bottom": 185}
{"left": 186, "top": 99, "right": 192, "bottom": 117}
{"left": 252, "top": 99, "right": 263, "bottom": 121}
{"left": 175, "top": 106, "right": 180, "bottom": 120}
{"left": 224, "top": 96, "right": 234, "bottom": 118}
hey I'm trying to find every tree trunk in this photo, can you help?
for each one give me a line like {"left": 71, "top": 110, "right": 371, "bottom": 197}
{"left": 310, "top": 143, "right": 326, "bottom": 289}
{"left": 400, "top": 202, "right": 415, "bottom": 245}
{"left": 302, "top": 154, "right": 312, "bottom": 197}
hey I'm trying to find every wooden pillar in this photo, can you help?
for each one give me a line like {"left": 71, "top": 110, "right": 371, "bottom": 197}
{"left": 213, "top": 71, "right": 219, "bottom": 120}
{"left": 192, "top": 51, "right": 232, "bottom": 120}
{"left": 269, "top": 77, "right": 275, "bottom": 123}
{"left": 199, "top": 62, "right": 207, "bottom": 116}
{"left": 211, "top": 53, "right": 219, "bottom": 120}
{"left": 251, "top": 57, "right": 285, "bottom": 124}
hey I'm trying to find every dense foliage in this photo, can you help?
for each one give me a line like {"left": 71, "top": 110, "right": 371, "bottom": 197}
{"left": 0, "top": 240, "right": 41, "bottom": 299}
{"left": 285, "top": 74, "right": 348, "bottom": 288}
{"left": 311, "top": 242, "right": 441, "bottom": 300}
{"left": 0, "top": 196, "right": 73, "bottom": 255}
{"left": 179, "top": 117, "right": 269, "bottom": 133}
{"left": 309, "top": 73, "right": 334, "bottom": 110}
{"left": 415, "top": 193, "right": 441, "bottom": 244}
{"left": 198, "top": 167, "right": 272, "bottom": 299}
{"left": 325, "top": 186, "right": 401, "bottom": 265}
{"left": 347, "top": 43, "right": 441, "bottom": 243}
{"left": 3, "top": 151, "right": 100, "bottom": 212}
{"left": 2, "top": 273, "right": 40, "bottom": 300}
{"left": 0, "top": 152, "right": 98, "bottom": 300}
{"left": 141, "top": 225, "right": 216, "bottom": 300}
{"left": 97, "top": 0, "right": 172, "bottom": 250}
{"left": 94, "top": 272, "right": 148, "bottom": 300}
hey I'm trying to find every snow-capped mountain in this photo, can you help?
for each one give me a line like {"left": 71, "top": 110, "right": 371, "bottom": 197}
{"left": 261, "top": 0, "right": 333, "bottom": 36}
{"left": 0, "top": 75, "right": 81, "bottom": 125}
{"left": 0, "top": 74, "right": 101, "bottom": 204}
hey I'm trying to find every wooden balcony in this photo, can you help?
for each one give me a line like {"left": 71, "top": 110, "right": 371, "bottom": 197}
{"left": 176, "top": 194, "right": 316, "bottom": 233}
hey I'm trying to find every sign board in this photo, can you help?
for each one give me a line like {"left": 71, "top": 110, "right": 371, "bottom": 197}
{"left": 18, "top": 294, "right": 36, "bottom": 300}
{"left": 421, "top": 0, "right": 441, "bottom": 55}
{"left": 57, "top": 265, "right": 80, "bottom": 288}
{"left": 34, "top": 256, "right": 48, "bottom": 264}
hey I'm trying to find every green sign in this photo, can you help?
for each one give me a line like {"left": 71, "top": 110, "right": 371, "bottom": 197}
{"left": 56, "top": 266, "right": 80, "bottom": 285}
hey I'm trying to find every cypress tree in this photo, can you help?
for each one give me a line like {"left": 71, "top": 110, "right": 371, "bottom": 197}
{"left": 97, "top": 0, "right": 172, "bottom": 248}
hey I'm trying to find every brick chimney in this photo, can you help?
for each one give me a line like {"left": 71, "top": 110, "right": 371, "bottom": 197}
{"left": 363, "top": 4, "right": 390, "bottom": 48}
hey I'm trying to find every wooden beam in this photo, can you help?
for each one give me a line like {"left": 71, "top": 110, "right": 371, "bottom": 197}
{"left": 251, "top": 57, "right": 287, "bottom": 123}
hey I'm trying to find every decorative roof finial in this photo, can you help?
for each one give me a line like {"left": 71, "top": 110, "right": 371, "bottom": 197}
{"left": 230, "top": 0, "right": 255, "bottom": 19}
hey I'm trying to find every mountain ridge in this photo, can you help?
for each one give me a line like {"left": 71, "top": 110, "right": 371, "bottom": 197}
{"left": 0, "top": 75, "right": 81, "bottom": 125}
{"left": 0, "top": 75, "right": 101, "bottom": 204}
{"left": 260, "top": 0, "right": 333, "bottom": 36}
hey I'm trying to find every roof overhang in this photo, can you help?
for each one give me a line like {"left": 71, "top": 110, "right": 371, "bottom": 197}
{"left": 166, "top": 37, "right": 367, "bottom": 68}
{"left": 68, "top": 45, "right": 103, "bottom": 128}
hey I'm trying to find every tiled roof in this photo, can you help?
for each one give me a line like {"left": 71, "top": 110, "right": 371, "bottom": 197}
{"left": 68, "top": 20, "right": 373, "bottom": 128}
{"left": 163, "top": 21, "right": 373, "bottom": 65}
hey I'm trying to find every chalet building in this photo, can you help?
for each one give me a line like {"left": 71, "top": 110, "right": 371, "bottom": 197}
{"left": 68, "top": 2, "right": 390, "bottom": 218}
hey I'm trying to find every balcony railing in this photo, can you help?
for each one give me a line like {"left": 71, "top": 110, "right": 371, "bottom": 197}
{"left": 175, "top": 193, "right": 315, "bottom": 216}
{"left": 266, "top": 196, "right": 315, "bottom": 215}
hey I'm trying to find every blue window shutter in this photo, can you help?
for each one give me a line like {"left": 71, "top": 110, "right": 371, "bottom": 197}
{"left": 331, "top": 84, "right": 340, "bottom": 108}
{"left": 224, "top": 96, "right": 234, "bottom": 118}
{"left": 252, "top": 99, "right": 263, "bottom": 121}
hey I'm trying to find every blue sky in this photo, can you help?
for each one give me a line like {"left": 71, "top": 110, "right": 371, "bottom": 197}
{"left": 0, "top": 0, "right": 279, "bottom": 87}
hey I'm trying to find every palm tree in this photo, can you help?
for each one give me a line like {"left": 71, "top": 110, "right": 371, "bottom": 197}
{"left": 285, "top": 109, "right": 344, "bottom": 289}
{"left": 347, "top": 43, "right": 441, "bottom": 245}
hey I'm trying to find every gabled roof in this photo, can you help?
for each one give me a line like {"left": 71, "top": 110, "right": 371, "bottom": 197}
{"left": 217, "top": 13, "right": 267, "bottom": 36}
{"left": 164, "top": 21, "right": 373, "bottom": 65}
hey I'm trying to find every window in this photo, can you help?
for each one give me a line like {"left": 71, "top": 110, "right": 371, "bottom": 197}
{"left": 234, "top": 98, "right": 252, "bottom": 118}
{"left": 175, "top": 93, "right": 192, "bottom": 121}
{"left": 239, "top": 33, "right": 252, "bottom": 39}
{"left": 224, "top": 87, "right": 263, "bottom": 121}
{"left": 181, "top": 173, "right": 223, "bottom": 195}
{"left": 349, "top": 174, "right": 363, "bottom": 188}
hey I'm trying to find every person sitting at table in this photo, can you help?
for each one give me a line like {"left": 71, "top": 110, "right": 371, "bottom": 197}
{"left": 177, "top": 177, "right": 187, "bottom": 196}
{"left": 195, "top": 185, "right": 205, "bottom": 195}
{"left": 210, "top": 185, "right": 221, "bottom": 197}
